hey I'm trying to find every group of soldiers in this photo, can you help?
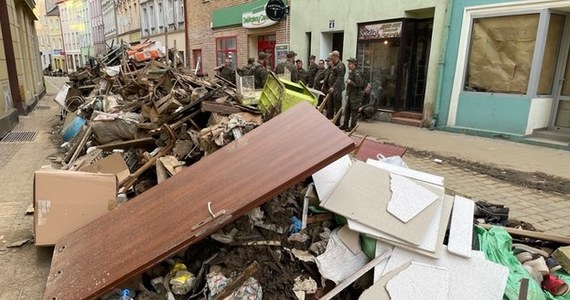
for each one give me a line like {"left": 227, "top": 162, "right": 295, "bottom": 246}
{"left": 215, "top": 49, "right": 375, "bottom": 131}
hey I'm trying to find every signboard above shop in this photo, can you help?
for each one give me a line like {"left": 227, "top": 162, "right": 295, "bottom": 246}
{"left": 242, "top": 4, "right": 278, "bottom": 29}
{"left": 212, "top": 0, "right": 288, "bottom": 29}
{"left": 358, "top": 21, "right": 403, "bottom": 40}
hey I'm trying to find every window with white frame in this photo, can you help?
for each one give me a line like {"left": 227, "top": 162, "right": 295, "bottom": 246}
{"left": 142, "top": 7, "right": 149, "bottom": 34}
{"left": 177, "top": 0, "right": 184, "bottom": 24}
{"left": 158, "top": 2, "right": 164, "bottom": 29}
{"left": 167, "top": 0, "right": 174, "bottom": 26}
{"left": 149, "top": 4, "right": 155, "bottom": 30}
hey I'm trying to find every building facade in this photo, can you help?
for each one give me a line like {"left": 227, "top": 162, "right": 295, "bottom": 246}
{"left": 0, "top": 0, "right": 46, "bottom": 135}
{"left": 34, "top": 0, "right": 51, "bottom": 70}
{"left": 102, "top": 0, "right": 117, "bottom": 46}
{"left": 46, "top": 6, "right": 65, "bottom": 71}
{"left": 59, "top": 0, "right": 90, "bottom": 72}
{"left": 436, "top": 0, "right": 570, "bottom": 146}
{"left": 290, "top": 0, "right": 448, "bottom": 126}
{"left": 186, "top": 0, "right": 289, "bottom": 77}
{"left": 89, "top": 0, "right": 105, "bottom": 57}
{"left": 141, "top": 0, "right": 185, "bottom": 63}
{"left": 116, "top": 0, "right": 141, "bottom": 44}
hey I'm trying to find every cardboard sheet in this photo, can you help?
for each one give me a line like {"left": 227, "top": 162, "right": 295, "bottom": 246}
{"left": 34, "top": 170, "right": 117, "bottom": 246}
{"left": 321, "top": 161, "right": 440, "bottom": 245}
{"left": 79, "top": 152, "right": 130, "bottom": 183}
{"left": 350, "top": 194, "right": 453, "bottom": 258}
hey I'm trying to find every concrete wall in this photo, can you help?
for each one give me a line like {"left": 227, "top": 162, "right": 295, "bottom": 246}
{"left": 290, "top": 0, "right": 448, "bottom": 124}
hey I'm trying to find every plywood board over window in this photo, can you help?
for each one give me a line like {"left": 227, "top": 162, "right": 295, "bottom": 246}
{"left": 466, "top": 14, "right": 539, "bottom": 94}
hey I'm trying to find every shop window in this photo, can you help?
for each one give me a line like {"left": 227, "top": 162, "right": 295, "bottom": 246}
{"left": 538, "top": 14, "right": 565, "bottom": 95}
{"left": 465, "top": 14, "right": 539, "bottom": 94}
{"left": 216, "top": 36, "right": 237, "bottom": 68}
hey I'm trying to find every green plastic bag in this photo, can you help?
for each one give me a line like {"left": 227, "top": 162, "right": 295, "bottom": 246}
{"left": 477, "top": 226, "right": 545, "bottom": 300}
{"left": 477, "top": 226, "right": 570, "bottom": 300}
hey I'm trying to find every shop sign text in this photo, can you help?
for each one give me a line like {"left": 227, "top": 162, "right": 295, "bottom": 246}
{"left": 242, "top": 5, "right": 278, "bottom": 29}
{"left": 359, "top": 22, "right": 402, "bottom": 40}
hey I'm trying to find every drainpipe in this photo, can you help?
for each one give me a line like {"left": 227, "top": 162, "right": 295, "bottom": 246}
{"left": 430, "top": 0, "right": 453, "bottom": 129}
{"left": 0, "top": 1, "right": 25, "bottom": 115}
{"left": 184, "top": 0, "right": 189, "bottom": 66}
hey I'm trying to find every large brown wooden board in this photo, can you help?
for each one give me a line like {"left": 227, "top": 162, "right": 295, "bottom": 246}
{"left": 43, "top": 102, "right": 355, "bottom": 300}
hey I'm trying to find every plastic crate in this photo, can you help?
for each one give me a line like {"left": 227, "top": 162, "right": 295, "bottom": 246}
{"left": 259, "top": 72, "right": 317, "bottom": 118}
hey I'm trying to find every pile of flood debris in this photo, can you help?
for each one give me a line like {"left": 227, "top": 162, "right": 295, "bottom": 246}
{"left": 37, "top": 42, "right": 570, "bottom": 300}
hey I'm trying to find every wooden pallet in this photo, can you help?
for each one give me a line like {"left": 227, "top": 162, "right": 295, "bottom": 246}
{"left": 43, "top": 102, "right": 355, "bottom": 300}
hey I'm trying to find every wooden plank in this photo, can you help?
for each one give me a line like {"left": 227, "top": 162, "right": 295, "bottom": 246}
{"left": 212, "top": 261, "right": 260, "bottom": 300}
{"left": 95, "top": 137, "right": 156, "bottom": 151}
{"left": 480, "top": 224, "right": 570, "bottom": 244}
{"left": 43, "top": 102, "right": 355, "bottom": 300}
{"left": 201, "top": 100, "right": 242, "bottom": 115}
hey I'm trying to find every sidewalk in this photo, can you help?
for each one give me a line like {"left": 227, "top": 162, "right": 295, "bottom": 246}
{"left": 0, "top": 76, "right": 67, "bottom": 299}
{"left": 356, "top": 121, "right": 570, "bottom": 180}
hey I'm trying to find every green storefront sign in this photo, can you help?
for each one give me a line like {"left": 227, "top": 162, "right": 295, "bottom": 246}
{"left": 212, "top": 0, "right": 286, "bottom": 29}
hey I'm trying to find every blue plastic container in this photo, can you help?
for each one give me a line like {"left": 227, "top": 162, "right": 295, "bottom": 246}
{"left": 61, "top": 116, "right": 86, "bottom": 142}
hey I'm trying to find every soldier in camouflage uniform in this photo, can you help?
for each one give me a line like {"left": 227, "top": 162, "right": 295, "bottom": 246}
{"left": 253, "top": 52, "right": 268, "bottom": 89}
{"left": 275, "top": 50, "right": 299, "bottom": 82}
{"left": 296, "top": 59, "right": 308, "bottom": 85}
{"left": 239, "top": 57, "right": 255, "bottom": 77}
{"left": 313, "top": 59, "right": 326, "bottom": 90}
{"left": 215, "top": 58, "right": 235, "bottom": 84}
{"left": 326, "top": 50, "right": 346, "bottom": 125}
{"left": 340, "top": 58, "right": 365, "bottom": 131}
{"left": 307, "top": 55, "right": 318, "bottom": 88}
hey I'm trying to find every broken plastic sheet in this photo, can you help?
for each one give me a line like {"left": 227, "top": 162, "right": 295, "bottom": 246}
{"left": 477, "top": 226, "right": 560, "bottom": 300}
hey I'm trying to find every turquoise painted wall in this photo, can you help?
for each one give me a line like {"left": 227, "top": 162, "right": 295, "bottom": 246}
{"left": 455, "top": 93, "right": 531, "bottom": 135}
{"left": 436, "top": 0, "right": 527, "bottom": 135}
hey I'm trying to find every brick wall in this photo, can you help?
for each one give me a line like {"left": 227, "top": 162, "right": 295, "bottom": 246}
{"left": 186, "top": 0, "right": 289, "bottom": 76}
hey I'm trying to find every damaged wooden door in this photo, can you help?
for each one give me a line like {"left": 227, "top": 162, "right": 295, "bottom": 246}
{"left": 43, "top": 102, "right": 355, "bottom": 300}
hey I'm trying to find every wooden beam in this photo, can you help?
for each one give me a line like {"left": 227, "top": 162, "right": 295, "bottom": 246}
{"left": 43, "top": 102, "right": 355, "bottom": 300}
{"left": 95, "top": 137, "right": 156, "bottom": 151}
{"left": 212, "top": 261, "right": 260, "bottom": 300}
{"left": 480, "top": 224, "right": 570, "bottom": 244}
{"left": 201, "top": 101, "right": 242, "bottom": 115}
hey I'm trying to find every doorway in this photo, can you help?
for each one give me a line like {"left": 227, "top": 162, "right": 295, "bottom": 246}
{"left": 258, "top": 34, "right": 276, "bottom": 70}
{"left": 192, "top": 49, "right": 203, "bottom": 76}
{"left": 332, "top": 32, "right": 344, "bottom": 59}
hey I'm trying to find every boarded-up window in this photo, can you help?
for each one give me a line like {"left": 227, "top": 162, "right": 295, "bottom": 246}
{"left": 465, "top": 14, "right": 539, "bottom": 94}
{"left": 538, "top": 14, "right": 565, "bottom": 95}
